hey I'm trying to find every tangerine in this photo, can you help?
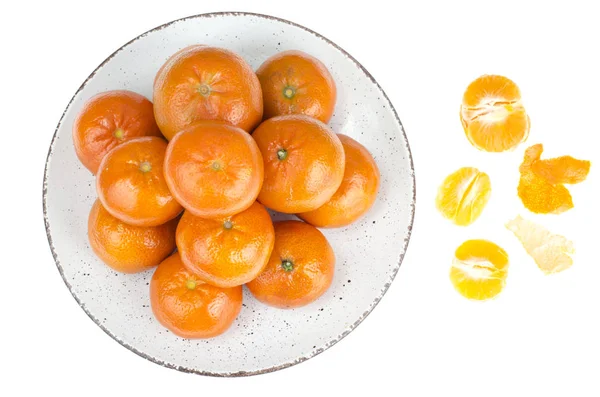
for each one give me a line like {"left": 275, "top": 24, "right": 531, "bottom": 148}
{"left": 298, "top": 134, "right": 380, "bottom": 227}
{"left": 252, "top": 115, "right": 345, "bottom": 213}
{"left": 150, "top": 252, "right": 242, "bottom": 338}
{"left": 257, "top": 50, "right": 336, "bottom": 122}
{"left": 73, "top": 90, "right": 161, "bottom": 174}
{"left": 164, "top": 121, "right": 264, "bottom": 218}
{"left": 153, "top": 46, "right": 263, "bottom": 140}
{"left": 96, "top": 136, "right": 182, "bottom": 227}
{"left": 176, "top": 202, "right": 275, "bottom": 288}
{"left": 450, "top": 239, "right": 509, "bottom": 301}
{"left": 87, "top": 200, "right": 177, "bottom": 274}
{"left": 247, "top": 220, "right": 335, "bottom": 309}
{"left": 460, "top": 75, "right": 530, "bottom": 152}
{"left": 435, "top": 167, "right": 491, "bottom": 226}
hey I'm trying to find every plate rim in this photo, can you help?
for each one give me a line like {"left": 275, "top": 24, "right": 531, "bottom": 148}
{"left": 42, "top": 11, "right": 416, "bottom": 377}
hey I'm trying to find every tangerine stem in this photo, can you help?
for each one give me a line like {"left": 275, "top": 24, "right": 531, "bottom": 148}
{"left": 113, "top": 128, "right": 124, "bottom": 140}
{"left": 277, "top": 149, "right": 288, "bottom": 161}
{"left": 139, "top": 161, "right": 152, "bottom": 173}
{"left": 185, "top": 279, "right": 197, "bottom": 290}
{"left": 281, "top": 259, "right": 294, "bottom": 272}
{"left": 283, "top": 86, "right": 296, "bottom": 99}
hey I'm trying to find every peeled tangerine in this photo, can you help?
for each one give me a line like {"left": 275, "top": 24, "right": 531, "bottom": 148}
{"left": 506, "top": 215, "right": 574, "bottom": 274}
{"left": 518, "top": 144, "right": 590, "bottom": 214}
{"left": 460, "top": 75, "right": 530, "bottom": 152}
{"left": 450, "top": 239, "right": 509, "bottom": 300}
{"left": 436, "top": 167, "right": 491, "bottom": 226}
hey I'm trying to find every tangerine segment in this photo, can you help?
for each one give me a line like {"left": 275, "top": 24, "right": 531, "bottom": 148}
{"left": 506, "top": 216, "right": 574, "bottom": 275}
{"left": 450, "top": 239, "right": 509, "bottom": 301}
{"left": 517, "top": 144, "right": 590, "bottom": 214}
{"left": 460, "top": 75, "right": 530, "bottom": 152}
{"left": 435, "top": 167, "right": 491, "bottom": 226}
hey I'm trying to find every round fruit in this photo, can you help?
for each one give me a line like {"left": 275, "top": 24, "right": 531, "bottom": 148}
{"left": 460, "top": 74, "right": 530, "bottom": 152}
{"left": 252, "top": 115, "right": 345, "bottom": 213}
{"left": 153, "top": 46, "right": 263, "bottom": 140}
{"left": 298, "top": 134, "right": 380, "bottom": 227}
{"left": 247, "top": 220, "right": 335, "bottom": 309}
{"left": 435, "top": 167, "right": 491, "bottom": 226}
{"left": 177, "top": 202, "right": 275, "bottom": 288}
{"left": 450, "top": 239, "right": 509, "bottom": 301}
{"left": 73, "top": 90, "right": 161, "bottom": 174}
{"left": 96, "top": 136, "right": 182, "bottom": 227}
{"left": 88, "top": 200, "right": 177, "bottom": 274}
{"left": 150, "top": 252, "right": 243, "bottom": 338}
{"left": 257, "top": 50, "right": 336, "bottom": 123}
{"left": 164, "top": 122, "right": 264, "bottom": 218}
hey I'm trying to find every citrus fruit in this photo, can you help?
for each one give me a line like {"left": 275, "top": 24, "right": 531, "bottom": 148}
{"left": 176, "top": 202, "right": 275, "bottom": 288}
{"left": 96, "top": 136, "right": 182, "bottom": 227}
{"left": 88, "top": 200, "right": 177, "bottom": 274}
{"left": 298, "top": 134, "right": 380, "bottom": 227}
{"left": 435, "top": 167, "right": 491, "bottom": 226}
{"left": 153, "top": 46, "right": 263, "bottom": 140}
{"left": 164, "top": 121, "right": 264, "bottom": 218}
{"left": 252, "top": 115, "right": 345, "bottom": 213}
{"left": 460, "top": 75, "right": 530, "bottom": 152}
{"left": 450, "top": 239, "right": 509, "bottom": 301}
{"left": 506, "top": 215, "right": 575, "bottom": 274}
{"left": 150, "top": 252, "right": 242, "bottom": 338}
{"left": 73, "top": 90, "right": 161, "bottom": 174}
{"left": 257, "top": 50, "right": 336, "bottom": 122}
{"left": 518, "top": 144, "right": 590, "bottom": 214}
{"left": 247, "top": 220, "right": 335, "bottom": 309}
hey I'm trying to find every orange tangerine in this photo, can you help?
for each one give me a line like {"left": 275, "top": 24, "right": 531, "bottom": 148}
{"left": 450, "top": 239, "right": 509, "bottom": 301}
{"left": 460, "top": 75, "right": 530, "bottom": 152}
{"left": 435, "top": 167, "right": 491, "bottom": 226}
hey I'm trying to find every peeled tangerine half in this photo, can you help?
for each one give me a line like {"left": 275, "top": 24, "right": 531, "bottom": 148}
{"left": 506, "top": 215, "right": 574, "bottom": 274}
{"left": 436, "top": 167, "right": 491, "bottom": 226}
{"left": 460, "top": 75, "right": 530, "bottom": 152}
{"left": 518, "top": 144, "right": 590, "bottom": 214}
{"left": 450, "top": 240, "right": 509, "bottom": 300}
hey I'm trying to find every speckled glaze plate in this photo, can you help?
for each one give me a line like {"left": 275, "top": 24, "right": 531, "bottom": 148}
{"left": 43, "top": 12, "right": 415, "bottom": 376}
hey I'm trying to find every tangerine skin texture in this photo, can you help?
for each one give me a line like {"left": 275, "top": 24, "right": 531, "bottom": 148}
{"left": 164, "top": 122, "right": 264, "bottom": 218}
{"left": 257, "top": 50, "right": 336, "bottom": 123}
{"left": 96, "top": 137, "right": 183, "bottom": 227}
{"left": 176, "top": 202, "right": 275, "bottom": 288}
{"left": 252, "top": 115, "right": 345, "bottom": 213}
{"left": 150, "top": 252, "right": 243, "bottom": 339}
{"left": 247, "top": 220, "right": 335, "bottom": 309}
{"left": 153, "top": 46, "right": 263, "bottom": 140}
{"left": 298, "top": 134, "right": 380, "bottom": 227}
{"left": 517, "top": 144, "right": 589, "bottom": 214}
{"left": 88, "top": 200, "right": 177, "bottom": 274}
{"left": 73, "top": 90, "right": 161, "bottom": 174}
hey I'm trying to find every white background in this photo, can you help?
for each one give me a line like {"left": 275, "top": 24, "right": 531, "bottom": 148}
{"left": 2, "top": 0, "right": 600, "bottom": 395}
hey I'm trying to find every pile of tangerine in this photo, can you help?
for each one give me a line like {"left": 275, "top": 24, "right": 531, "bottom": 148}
{"left": 74, "top": 46, "right": 381, "bottom": 338}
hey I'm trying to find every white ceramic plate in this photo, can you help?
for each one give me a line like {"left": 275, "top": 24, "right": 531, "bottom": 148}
{"left": 43, "top": 12, "right": 415, "bottom": 376}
